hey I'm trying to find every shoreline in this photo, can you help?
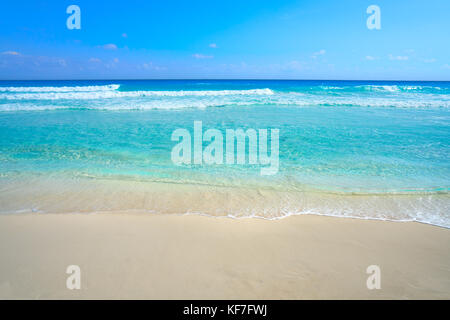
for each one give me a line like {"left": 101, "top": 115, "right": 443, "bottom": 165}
{"left": 1, "top": 176, "right": 449, "bottom": 227}
{"left": 2, "top": 209, "right": 450, "bottom": 230}
{"left": 0, "top": 212, "right": 449, "bottom": 299}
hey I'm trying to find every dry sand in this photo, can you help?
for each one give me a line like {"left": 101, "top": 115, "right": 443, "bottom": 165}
{"left": 0, "top": 213, "right": 449, "bottom": 299}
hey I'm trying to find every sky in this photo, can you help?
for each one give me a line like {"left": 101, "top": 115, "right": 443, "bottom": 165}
{"left": 0, "top": 0, "right": 449, "bottom": 80}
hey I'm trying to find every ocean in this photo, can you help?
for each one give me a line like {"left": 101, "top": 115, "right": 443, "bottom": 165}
{"left": 0, "top": 80, "right": 449, "bottom": 227}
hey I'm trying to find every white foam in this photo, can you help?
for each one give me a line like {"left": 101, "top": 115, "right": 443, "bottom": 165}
{"left": 354, "top": 84, "right": 446, "bottom": 93}
{"left": 0, "top": 88, "right": 274, "bottom": 100}
{"left": 0, "top": 84, "right": 120, "bottom": 93}
{"left": 1, "top": 85, "right": 449, "bottom": 111}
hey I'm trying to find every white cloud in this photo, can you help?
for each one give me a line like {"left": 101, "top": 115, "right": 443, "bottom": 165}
{"left": 2, "top": 51, "right": 20, "bottom": 56}
{"left": 89, "top": 58, "right": 102, "bottom": 63}
{"left": 209, "top": 43, "right": 217, "bottom": 48}
{"left": 443, "top": 64, "right": 450, "bottom": 70}
{"left": 113, "top": 58, "right": 119, "bottom": 63}
{"left": 365, "top": 55, "right": 376, "bottom": 61}
{"left": 424, "top": 58, "right": 436, "bottom": 63}
{"left": 389, "top": 54, "right": 408, "bottom": 61}
{"left": 193, "top": 53, "right": 213, "bottom": 59}
{"left": 311, "top": 49, "right": 326, "bottom": 59}
{"left": 122, "top": 33, "right": 128, "bottom": 38}
{"left": 142, "top": 62, "right": 166, "bottom": 71}
{"left": 102, "top": 44, "right": 118, "bottom": 50}
{"left": 285, "top": 60, "right": 304, "bottom": 71}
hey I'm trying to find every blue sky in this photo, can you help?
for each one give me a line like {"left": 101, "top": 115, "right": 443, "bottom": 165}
{"left": 0, "top": 0, "right": 449, "bottom": 80}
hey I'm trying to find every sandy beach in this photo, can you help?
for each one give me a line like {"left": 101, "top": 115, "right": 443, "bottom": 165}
{"left": 1, "top": 0, "right": 449, "bottom": 308}
{"left": 0, "top": 213, "right": 448, "bottom": 299}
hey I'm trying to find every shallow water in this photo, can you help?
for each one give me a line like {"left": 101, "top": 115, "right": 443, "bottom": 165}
{"left": 0, "top": 80, "right": 449, "bottom": 226}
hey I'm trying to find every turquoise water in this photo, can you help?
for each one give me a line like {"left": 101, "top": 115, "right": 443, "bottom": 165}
{"left": 0, "top": 80, "right": 449, "bottom": 226}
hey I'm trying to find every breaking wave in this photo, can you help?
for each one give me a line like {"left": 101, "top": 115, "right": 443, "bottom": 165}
{"left": 0, "top": 84, "right": 121, "bottom": 93}
{"left": 0, "top": 83, "right": 449, "bottom": 111}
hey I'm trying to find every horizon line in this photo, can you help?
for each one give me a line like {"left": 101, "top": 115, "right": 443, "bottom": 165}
{"left": 0, "top": 78, "right": 449, "bottom": 82}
